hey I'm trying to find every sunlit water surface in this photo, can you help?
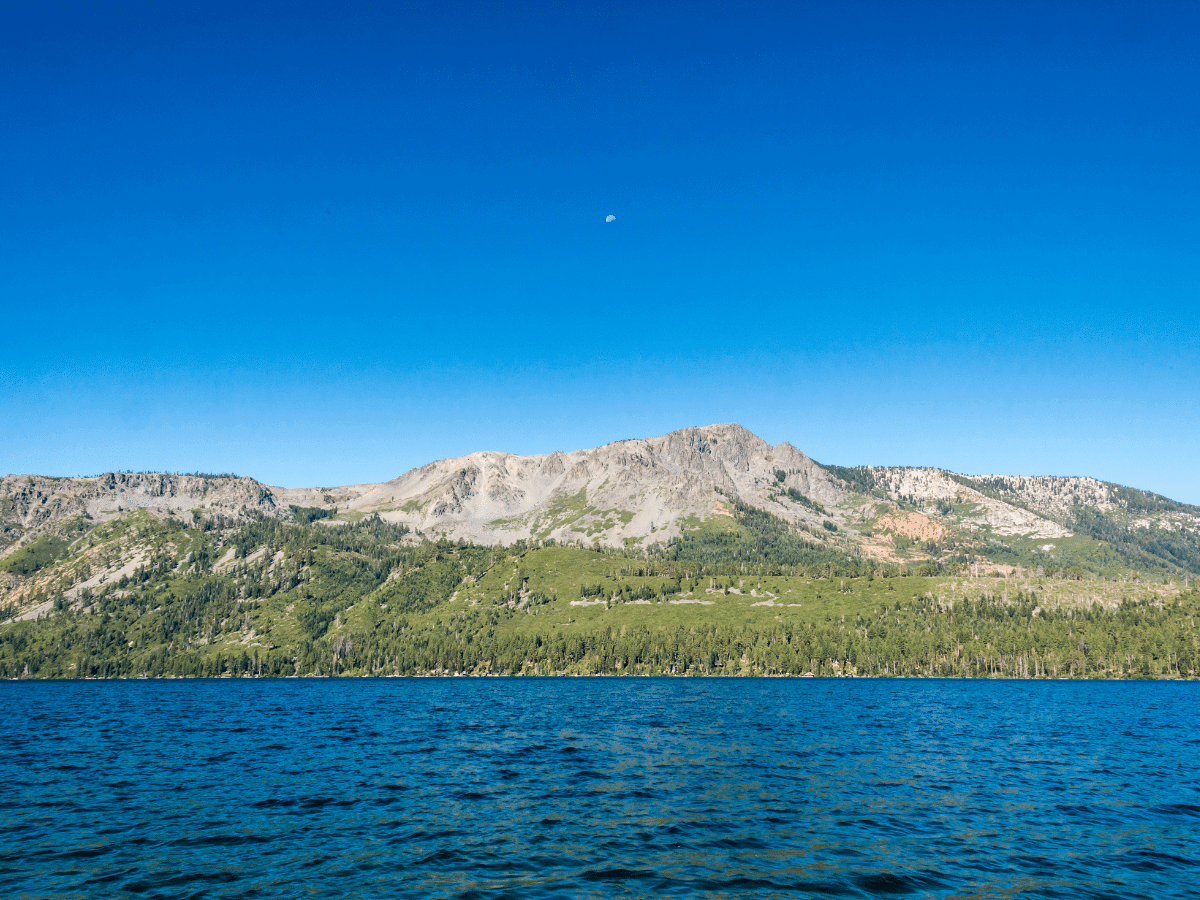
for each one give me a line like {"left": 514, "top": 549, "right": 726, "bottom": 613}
{"left": 2, "top": 678, "right": 1197, "bottom": 899}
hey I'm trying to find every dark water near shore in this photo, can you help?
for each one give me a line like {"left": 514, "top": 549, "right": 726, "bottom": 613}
{"left": 2, "top": 679, "right": 1198, "bottom": 899}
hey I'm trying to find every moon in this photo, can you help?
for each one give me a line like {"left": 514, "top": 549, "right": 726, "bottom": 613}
{"left": 605, "top": 214, "right": 616, "bottom": 223}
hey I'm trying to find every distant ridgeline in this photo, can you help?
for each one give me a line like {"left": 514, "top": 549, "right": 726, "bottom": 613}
{"left": 816, "top": 464, "right": 1200, "bottom": 578}
{"left": 2, "top": 507, "right": 1197, "bottom": 679}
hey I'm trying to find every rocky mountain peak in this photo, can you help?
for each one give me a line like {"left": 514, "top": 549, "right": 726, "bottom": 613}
{"left": 5, "top": 425, "right": 1197, "bottom": 578}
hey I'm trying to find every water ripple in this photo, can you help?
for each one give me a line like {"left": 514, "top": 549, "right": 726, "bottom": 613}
{"left": 1, "top": 678, "right": 1197, "bottom": 898}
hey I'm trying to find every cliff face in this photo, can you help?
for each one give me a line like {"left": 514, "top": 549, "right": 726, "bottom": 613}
{"left": 0, "top": 473, "right": 282, "bottom": 553}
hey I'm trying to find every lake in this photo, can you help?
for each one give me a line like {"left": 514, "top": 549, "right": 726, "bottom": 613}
{"left": 2, "top": 678, "right": 1197, "bottom": 898}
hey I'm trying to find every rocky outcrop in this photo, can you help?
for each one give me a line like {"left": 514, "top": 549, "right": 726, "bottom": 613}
{"left": 961, "top": 474, "right": 1116, "bottom": 517}
{"left": 0, "top": 473, "right": 283, "bottom": 554}
{"left": 857, "top": 467, "right": 1071, "bottom": 539}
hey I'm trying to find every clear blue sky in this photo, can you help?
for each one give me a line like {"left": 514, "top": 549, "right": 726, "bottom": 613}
{"left": 3, "top": 1, "right": 1198, "bottom": 501}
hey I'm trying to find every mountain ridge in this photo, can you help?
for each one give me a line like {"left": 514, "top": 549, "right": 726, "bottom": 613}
{"left": 4, "top": 423, "right": 1199, "bottom": 583}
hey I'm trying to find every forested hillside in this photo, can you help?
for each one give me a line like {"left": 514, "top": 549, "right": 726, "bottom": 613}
{"left": 2, "top": 506, "right": 1196, "bottom": 680}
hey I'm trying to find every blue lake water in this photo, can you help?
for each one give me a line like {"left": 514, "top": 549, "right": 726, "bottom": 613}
{"left": 1, "top": 678, "right": 1198, "bottom": 899}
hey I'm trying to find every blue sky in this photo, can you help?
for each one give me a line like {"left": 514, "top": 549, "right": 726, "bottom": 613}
{"left": 3, "top": 1, "right": 1198, "bottom": 501}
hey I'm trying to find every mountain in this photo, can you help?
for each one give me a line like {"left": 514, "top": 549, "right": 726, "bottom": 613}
{"left": 3, "top": 424, "right": 1199, "bottom": 597}
{"left": 4, "top": 424, "right": 1199, "bottom": 680}
{"left": 272, "top": 423, "right": 846, "bottom": 547}
{"left": 0, "top": 471, "right": 282, "bottom": 555}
